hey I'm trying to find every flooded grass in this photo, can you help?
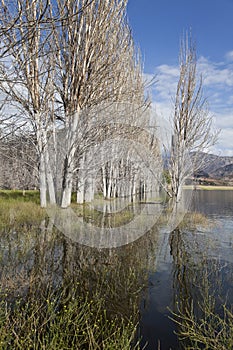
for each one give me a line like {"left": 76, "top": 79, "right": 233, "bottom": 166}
{"left": 71, "top": 203, "right": 135, "bottom": 228}
{"left": 0, "top": 192, "right": 145, "bottom": 349}
{"left": 169, "top": 222, "right": 233, "bottom": 350}
{"left": 171, "top": 299, "right": 233, "bottom": 350}
{"left": 0, "top": 200, "right": 46, "bottom": 230}
{"left": 0, "top": 190, "right": 45, "bottom": 229}
{"left": 0, "top": 286, "right": 140, "bottom": 350}
{"left": 178, "top": 211, "right": 211, "bottom": 230}
{"left": 170, "top": 262, "right": 233, "bottom": 350}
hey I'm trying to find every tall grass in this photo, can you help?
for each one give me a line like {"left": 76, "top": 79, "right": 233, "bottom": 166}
{"left": 0, "top": 285, "right": 140, "bottom": 350}
{"left": 0, "top": 195, "right": 46, "bottom": 229}
{"left": 170, "top": 296, "right": 233, "bottom": 349}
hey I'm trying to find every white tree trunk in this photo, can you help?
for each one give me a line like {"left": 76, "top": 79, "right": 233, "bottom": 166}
{"left": 77, "top": 156, "right": 85, "bottom": 204}
{"left": 61, "top": 111, "right": 79, "bottom": 208}
{"left": 131, "top": 175, "right": 136, "bottom": 202}
{"left": 61, "top": 156, "right": 74, "bottom": 208}
{"left": 77, "top": 184, "right": 84, "bottom": 203}
{"left": 106, "top": 162, "right": 113, "bottom": 199}
{"left": 61, "top": 178, "right": 73, "bottom": 208}
{"left": 45, "top": 147, "right": 56, "bottom": 205}
{"left": 39, "top": 154, "right": 47, "bottom": 208}
{"left": 84, "top": 177, "right": 94, "bottom": 202}
{"left": 102, "top": 166, "right": 107, "bottom": 199}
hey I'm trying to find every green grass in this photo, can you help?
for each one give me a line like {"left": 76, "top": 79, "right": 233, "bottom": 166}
{"left": 0, "top": 286, "right": 140, "bottom": 350}
{"left": 170, "top": 295, "right": 233, "bottom": 350}
{"left": 0, "top": 190, "right": 40, "bottom": 203}
{"left": 0, "top": 191, "right": 46, "bottom": 229}
{"left": 184, "top": 185, "right": 233, "bottom": 190}
{"left": 197, "top": 185, "right": 233, "bottom": 190}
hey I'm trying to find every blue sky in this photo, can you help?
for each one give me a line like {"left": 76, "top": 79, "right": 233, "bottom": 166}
{"left": 127, "top": 0, "right": 233, "bottom": 156}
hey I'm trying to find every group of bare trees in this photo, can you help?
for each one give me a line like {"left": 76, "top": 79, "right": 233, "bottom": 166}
{"left": 0, "top": 0, "right": 156, "bottom": 207}
{"left": 0, "top": 0, "right": 217, "bottom": 207}
{"left": 0, "top": 132, "right": 37, "bottom": 189}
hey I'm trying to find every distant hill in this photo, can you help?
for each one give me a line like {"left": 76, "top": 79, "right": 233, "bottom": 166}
{"left": 192, "top": 152, "right": 233, "bottom": 184}
{"left": 212, "top": 163, "right": 233, "bottom": 179}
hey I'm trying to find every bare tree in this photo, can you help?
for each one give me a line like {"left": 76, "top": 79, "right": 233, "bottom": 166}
{"left": 167, "top": 34, "right": 218, "bottom": 201}
{"left": 0, "top": 0, "right": 57, "bottom": 207}
{"left": 0, "top": 131, "right": 38, "bottom": 190}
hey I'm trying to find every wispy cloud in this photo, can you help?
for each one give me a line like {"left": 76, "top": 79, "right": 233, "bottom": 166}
{"left": 225, "top": 50, "right": 233, "bottom": 62}
{"left": 198, "top": 56, "right": 233, "bottom": 87}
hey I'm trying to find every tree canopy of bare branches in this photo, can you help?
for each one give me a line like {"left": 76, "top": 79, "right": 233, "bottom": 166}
{"left": 168, "top": 34, "right": 218, "bottom": 201}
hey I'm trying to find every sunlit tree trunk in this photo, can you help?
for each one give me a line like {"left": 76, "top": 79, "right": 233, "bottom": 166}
{"left": 38, "top": 153, "right": 47, "bottom": 208}
{"left": 77, "top": 156, "right": 85, "bottom": 204}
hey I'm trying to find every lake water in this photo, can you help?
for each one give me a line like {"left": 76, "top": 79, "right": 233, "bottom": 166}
{"left": 139, "top": 190, "right": 233, "bottom": 349}
{"left": 0, "top": 190, "right": 233, "bottom": 349}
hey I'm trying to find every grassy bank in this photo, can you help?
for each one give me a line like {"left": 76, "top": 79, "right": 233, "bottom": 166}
{"left": 184, "top": 185, "right": 233, "bottom": 190}
{"left": 196, "top": 185, "right": 233, "bottom": 190}
{"left": 0, "top": 190, "right": 46, "bottom": 229}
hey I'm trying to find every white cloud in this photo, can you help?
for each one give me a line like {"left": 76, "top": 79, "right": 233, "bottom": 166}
{"left": 218, "top": 128, "right": 233, "bottom": 147}
{"left": 225, "top": 51, "right": 233, "bottom": 62}
{"left": 214, "top": 112, "right": 233, "bottom": 129}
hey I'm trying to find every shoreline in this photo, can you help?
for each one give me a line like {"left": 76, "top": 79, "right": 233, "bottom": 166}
{"left": 184, "top": 185, "right": 233, "bottom": 190}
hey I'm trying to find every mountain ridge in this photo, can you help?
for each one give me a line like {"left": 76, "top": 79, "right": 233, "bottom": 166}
{"left": 193, "top": 152, "right": 233, "bottom": 185}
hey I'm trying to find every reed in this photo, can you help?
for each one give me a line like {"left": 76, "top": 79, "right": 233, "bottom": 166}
{"left": 0, "top": 285, "right": 140, "bottom": 349}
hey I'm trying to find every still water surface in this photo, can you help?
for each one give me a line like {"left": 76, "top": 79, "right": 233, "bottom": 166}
{"left": 139, "top": 190, "right": 233, "bottom": 349}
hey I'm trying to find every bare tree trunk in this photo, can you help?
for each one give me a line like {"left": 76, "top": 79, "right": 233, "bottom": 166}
{"left": 39, "top": 154, "right": 47, "bottom": 208}
{"left": 84, "top": 177, "right": 94, "bottom": 202}
{"left": 77, "top": 156, "right": 85, "bottom": 204}
{"left": 44, "top": 144, "right": 56, "bottom": 205}
{"left": 102, "top": 166, "right": 107, "bottom": 199}
{"left": 61, "top": 156, "right": 75, "bottom": 208}
{"left": 60, "top": 110, "right": 80, "bottom": 207}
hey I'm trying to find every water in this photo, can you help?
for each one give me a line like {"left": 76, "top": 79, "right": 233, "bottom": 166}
{"left": 0, "top": 190, "right": 233, "bottom": 349}
{"left": 138, "top": 190, "right": 233, "bottom": 349}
